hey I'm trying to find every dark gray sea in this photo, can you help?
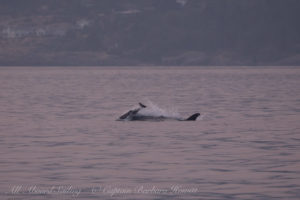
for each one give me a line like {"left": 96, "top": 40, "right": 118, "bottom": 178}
{"left": 0, "top": 67, "right": 300, "bottom": 200}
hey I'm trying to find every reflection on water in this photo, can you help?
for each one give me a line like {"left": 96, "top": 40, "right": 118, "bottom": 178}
{"left": 0, "top": 67, "right": 300, "bottom": 199}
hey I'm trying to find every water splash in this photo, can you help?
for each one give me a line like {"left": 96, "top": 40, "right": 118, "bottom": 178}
{"left": 138, "top": 101, "right": 181, "bottom": 119}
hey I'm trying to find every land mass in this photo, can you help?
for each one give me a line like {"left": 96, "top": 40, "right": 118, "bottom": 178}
{"left": 1, "top": 0, "right": 300, "bottom": 66}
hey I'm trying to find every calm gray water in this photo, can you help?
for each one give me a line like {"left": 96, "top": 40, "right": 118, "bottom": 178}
{"left": 0, "top": 67, "right": 300, "bottom": 200}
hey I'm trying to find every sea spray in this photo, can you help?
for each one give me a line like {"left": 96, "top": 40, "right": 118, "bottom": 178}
{"left": 139, "top": 101, "right": 181, "bottom": 119}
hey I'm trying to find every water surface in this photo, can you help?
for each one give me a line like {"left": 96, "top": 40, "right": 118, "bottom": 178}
{"left": 0, "top": 67, "right": 300, "bottom": 199}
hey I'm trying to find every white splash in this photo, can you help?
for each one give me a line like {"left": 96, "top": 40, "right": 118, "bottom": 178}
{"left": 138, "top": 101, "right": 181, "bottom": 119}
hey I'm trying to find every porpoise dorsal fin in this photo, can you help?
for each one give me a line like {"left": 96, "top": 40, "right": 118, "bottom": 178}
{"left": 185, "top": 113, "right": 200, "bottom": 121}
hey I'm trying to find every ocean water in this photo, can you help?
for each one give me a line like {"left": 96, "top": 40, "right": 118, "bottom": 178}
{"left": 0, "top": 66, "right": 300, "bottom": 200}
